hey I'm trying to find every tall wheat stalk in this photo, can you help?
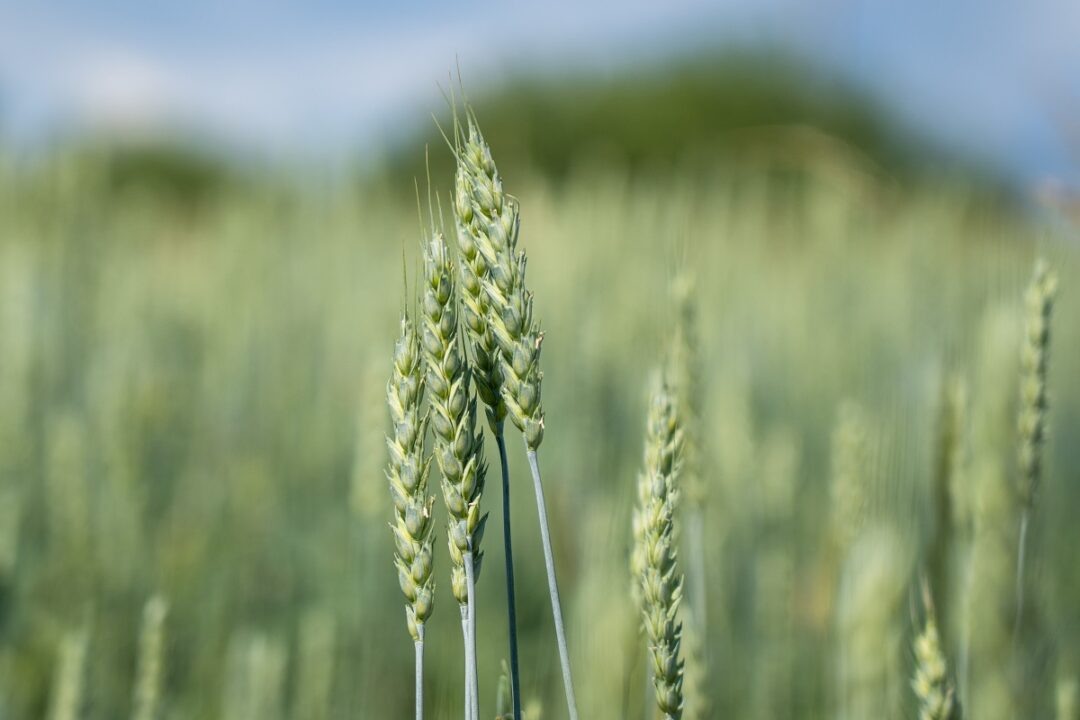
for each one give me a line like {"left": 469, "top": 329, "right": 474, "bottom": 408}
{"left": 422, "top": 227, "right": 488, "bottom": 720}
{"left": 386, "top": 311, "right": 435, "bottom": 720}
{"left": 454, "top": 112, "right": 578, "bottom": 720}
{"left": 453, "top": 112, "right": 521, "bottom": 720}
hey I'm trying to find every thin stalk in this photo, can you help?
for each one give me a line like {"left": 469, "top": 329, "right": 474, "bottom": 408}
{"left": 460, "top": 607, "right": 472, "bottom": 720}
{"left": 465, "top": 550, "right": 480, "bottom": 720}
{"left": 526, "top": 448, "right": 579, "bottom": 720}
{"left": 414, "top": 629, "right": 425, "bottom": 720}
{"left": 1013, "top": 509, "right": 1031, "bottom": 639}
{"left": 496, "top": 424, "right": 522, "bottom": 720}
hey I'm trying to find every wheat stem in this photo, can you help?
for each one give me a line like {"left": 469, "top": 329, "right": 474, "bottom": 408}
{"left": 527, "top": 448, "right": 579, "bottom": 720}
{"left": 1013, "top": 508, "right": 1031, "bottom": 639}
{"left": 414, "top": 629, "right": 425, "bottom": 720}
{"left": 496, "top": 424, "right": 523, "bottom": 720}
{"left": 465, "top": 549, "right": 481, "bottom": 720}
{"left": 460, "top": 606, "right": 473, "bottom": 719}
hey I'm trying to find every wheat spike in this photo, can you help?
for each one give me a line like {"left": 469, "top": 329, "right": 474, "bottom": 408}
{"left": 387, "top": 312, "right": 436, "bottom": 642}
{"left": 912, "top": 585, "right": 960, "bottom": 720}
{"left": 454, "top": 111, "right": 577, "bottom": 720}
{"left": 131, "top": 596, "right": 168, "bottom": 720}
{"left": 421, "top": 229, "right": 488, "bottom": 605}
{"left": 633, "top": 376, "right": 685, "bottom": 720}
{"left": 455, "top": 115, "right": 544, "bottom": 449}
{"left": 48, "top": 627, "right": 89, "bottom": 720}
{"left": 1017, "top": 258, "right": 1057, "bottom": 508}
{"left": 421, "top": 227, "right": 487, "bottom": 720}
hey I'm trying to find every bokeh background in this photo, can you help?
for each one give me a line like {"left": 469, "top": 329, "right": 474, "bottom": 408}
{"left": 0, "top": 2, "right": 1078, "bottom": 719}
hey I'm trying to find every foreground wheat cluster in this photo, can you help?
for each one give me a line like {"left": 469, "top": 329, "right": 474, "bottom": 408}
{"left": 380, "top": 108, "right": 1067, "bottom": 720}
{"left": 2, "top": 100, "right": 1078, "bottom": 720}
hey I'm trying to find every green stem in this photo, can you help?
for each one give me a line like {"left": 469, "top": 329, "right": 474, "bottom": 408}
{"left": 414, "top": 630, "right": 424, "bottom": 720}
{"left": 465, "top": 549, "right": 480, "bottom": 720}
{"left": 460, "top": 606, "right": 472, "bottom": 720}
{"left": 495, "top": 425, "right": 522, "bottom": 720}
{"left": 1013, "top": 508, "right": 1031, "bottom": 639}
{"left": 525, "top": 448, "right": 579, "bottom": 720}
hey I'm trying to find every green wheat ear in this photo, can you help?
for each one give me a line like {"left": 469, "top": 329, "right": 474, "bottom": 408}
{"left": 913, "top": 583, "right": 961, "bottom": 720}
{"left": 1017, "top": 257, "right": 1057, "bottom": 508}
{"left": 453, "top": 108, "right": 577, "bottom": 720}
{"left": 1012, "top": 256, "right": 1058, "bottom": 647}
{"left": 421, "top": 229, "right": 488, "bottom": 604}
{"left": 387, "top": 308, "right": 435, "bottom": 720}
{"left": 386, "top": 311, "right": 436, "bottom": 642}
{"left": 455, "top": 115, "right": 544, "bottom": 449}
{"left": 48, "top": 626, "right": 89, "bottom": 720}
{"left": 132, "top": 595, "right": 168, "bottom": 720}
{"left": 633, "top": 375, "right": 685, "bottom": 720}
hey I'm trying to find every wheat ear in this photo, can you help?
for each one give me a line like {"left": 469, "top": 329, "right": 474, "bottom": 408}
{"left": 132, "top": 596, "right": 168, "bottom": 720}
{"left": 1014, "top": 258, "right": 1057, "bottom": 635}
{"left": 48, "top": 627, "right": 88, "bottom": 720}
{"left": 421, "top": 228, "right": 488, "bottom": 720}
{"left": 453, "top": 123, "right": 521, "bottom": 720}
{"left": 669, "top": 277, "right": 710, "bottom": 720}
{"left": 632, "top": 376, "right": 685, "bottom": 720}
{"left": 387, "top": 311, "right": 435, "bottom": 720}
{"left": 456, "top": 113, "right": 578, "bottom": 720}
{"left": 913, "top": 581, "right": 961, "bottom": 720}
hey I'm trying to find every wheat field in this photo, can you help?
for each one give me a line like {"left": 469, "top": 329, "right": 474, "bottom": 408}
{"left": 0, "top": 132, "right": 1077, "bottom": 719}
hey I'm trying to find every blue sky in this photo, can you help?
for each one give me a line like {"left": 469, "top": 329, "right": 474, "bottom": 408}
{"left": 1, "top": 1, "right": 1077, "bottom": 188}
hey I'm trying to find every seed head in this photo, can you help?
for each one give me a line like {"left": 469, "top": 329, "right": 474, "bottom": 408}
{"left": 421, "top": 230, "right": 488, "bottom": 605}
{"left": 454, "top": 116, "right": 545, "bottom": 449}
{"left": 386, "top": 312, "right": 436, "bottom": 640}
{"left": 632, "top": 376, "right": 685, "bottom": 719}
{"left": 132, "top": 595, "right": 168, "bottom": 720}
{"left": 454, "top": 161, "right": 504, "bottom": 430}
{"left": 912, "top": 593, "right": 959, "bottom": 720}
{"left": 1017, "top": 258, "right": 1057, "bottom": 508}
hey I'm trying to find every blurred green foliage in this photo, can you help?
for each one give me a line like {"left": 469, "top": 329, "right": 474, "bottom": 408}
{"left": 0, "top": 103, "right": 1076, "bottom": 720}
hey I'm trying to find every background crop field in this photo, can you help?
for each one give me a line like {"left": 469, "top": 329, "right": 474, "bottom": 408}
{"left": 1, "top": 140, "right": 1077, "bottom": 718}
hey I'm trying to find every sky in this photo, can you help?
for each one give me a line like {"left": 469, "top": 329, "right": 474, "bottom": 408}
{"left": 0, "top": 1, "right": 1077, "bottom": 189}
